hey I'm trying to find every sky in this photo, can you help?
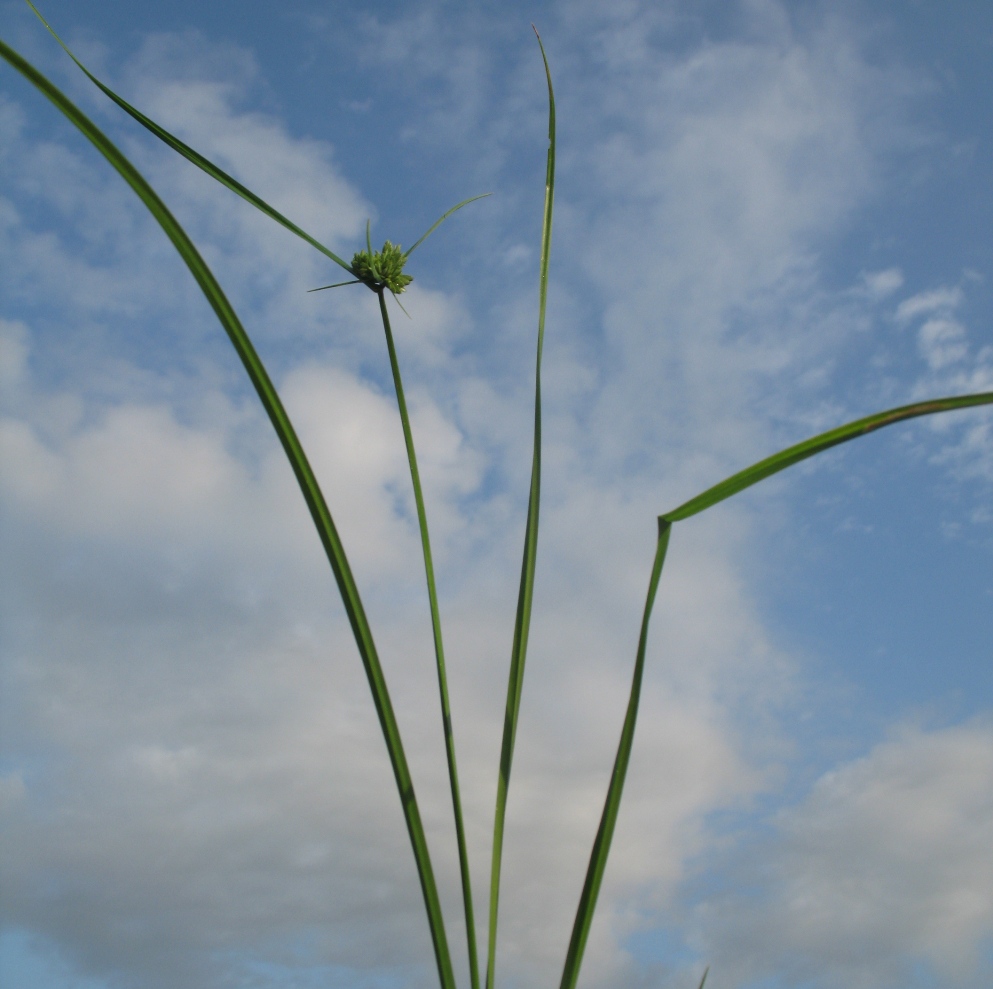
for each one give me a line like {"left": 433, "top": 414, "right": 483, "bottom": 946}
{"left": 1, "top": 2, "right": 992, "bottom": 988}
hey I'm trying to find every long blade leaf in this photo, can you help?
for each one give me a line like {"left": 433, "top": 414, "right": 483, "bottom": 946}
{"left": 558, "top": 522, "right": 672, "bottom": 989}
{"left": 662, "top": 392, "right": 993, "bottom": 523}
{"left": 404, "top": 193, "right": 492, "bottom": 258}
{"left": 485, "top": 25, "right": 555, "bottom": 989}
{"left": 0, "top": 39, "right": 456, "bottom": 989}
{"left": 308, "top": 280, "right": 363, "bottom": 293}
{"left": 25, "top": 0, "right": 354, "bottom": 274}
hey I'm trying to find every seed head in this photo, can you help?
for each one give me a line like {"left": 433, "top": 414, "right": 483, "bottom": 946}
{"left": 351, "top": 241, "right": 413, "bottom": 295}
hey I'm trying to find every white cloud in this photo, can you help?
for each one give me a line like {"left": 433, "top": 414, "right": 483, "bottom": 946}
{"left": 896, "top": 286, "right": 963, "bottom": 323}
{"left": 892, "top": 279, "right": 993, "bottom": 483}
{"left": 0, "top": 320, "right": 778, "bottom": 989}
{"left": 692, "top": 721, "right": 993, "bottom": 989}
{"left": 863, "top": 267, "right": 904, "bottom": 299}
{"left": 918, "top": 316, "right": 967, "bottom": 369}
{"left": 122, "top": 31, "right": 369, "bottom": 255}
{"left": 533, "top": 0, "right": 918, "bottom": 495}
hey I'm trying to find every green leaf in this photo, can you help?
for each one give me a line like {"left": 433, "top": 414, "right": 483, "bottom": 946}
{"left": 404, "top": 193, "right": 492, "bottom": 258}
{"left": 485, "top": 24, "right": 556, "bottom": 989}
{"left": 662, "top": 392, "right": 993, "bottom": 523}
{"left": 0, "top": 37, "right": 457, "bottom": 989}
{"left": 307, "top": 279, "right": 363, "bottom": 293}
{"left": 25, "top": 0, "right": 354, "bottom": 274}
{"left": 558, "top": 522, "right": 672, "bottom": 989}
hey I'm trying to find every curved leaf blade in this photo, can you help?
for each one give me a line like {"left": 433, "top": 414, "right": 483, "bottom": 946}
{"left": 308, "top": 279, "right": 363, "bottom": 293}
{"left": 662, "top": 392, "right": 993, "bottom": 523}
{"left": 0, "top": 38, "right": 456, "bottom": 989}
{"left": 25, "top": 0, "right": 354, "bottom": 273}
{"left": 404, "top": 193, "right": 492, "bottom": 258}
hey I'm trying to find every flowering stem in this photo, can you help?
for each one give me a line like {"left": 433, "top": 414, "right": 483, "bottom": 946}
{"left": 378, "top": 290, "right": 480, "bottom": 989}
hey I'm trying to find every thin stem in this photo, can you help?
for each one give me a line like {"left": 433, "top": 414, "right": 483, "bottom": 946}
{"left": 485, "top": 26, "right": 556, "bottom": 989}
{"left": 558, "top": 521, "right": 671, "bottom": 989}
{"left": 378, "top": 291, "right": 480, "bottom": 989}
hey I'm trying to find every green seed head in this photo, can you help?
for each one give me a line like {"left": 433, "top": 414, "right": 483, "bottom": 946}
{"left": 351, "top": 240, "right": 413, "bottom": 294}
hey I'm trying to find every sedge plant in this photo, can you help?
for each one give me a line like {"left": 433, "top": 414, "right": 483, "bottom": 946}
{"left": 5, "top": 7, "right": 992, "bottom": 989}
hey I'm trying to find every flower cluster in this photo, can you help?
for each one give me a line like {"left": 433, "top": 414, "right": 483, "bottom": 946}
{"left": 351, "top": 240, "right": 413, "bottom": 294}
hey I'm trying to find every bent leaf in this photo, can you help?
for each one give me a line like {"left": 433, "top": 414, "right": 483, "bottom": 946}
{"left": 663, "top": 391, "right": 993, "bottom": 523}
{"left": 561, "top": 393, "right": 993, "bottom": 989}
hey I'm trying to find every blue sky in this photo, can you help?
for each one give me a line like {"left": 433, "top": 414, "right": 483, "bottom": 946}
{"left": 2, "top": 2, "right": 992, "bottom": 988}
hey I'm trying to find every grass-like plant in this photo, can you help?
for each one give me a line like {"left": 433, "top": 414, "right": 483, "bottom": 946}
{"left": 4, "top": 6, "right": 992, "bottom": 988}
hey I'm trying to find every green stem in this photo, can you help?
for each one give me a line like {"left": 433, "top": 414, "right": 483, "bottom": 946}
{"left": 378, "top": 291, "right": 480, "bottom": 989}
{"left": 558, "top": 522, "right": 672, "bottom": 989}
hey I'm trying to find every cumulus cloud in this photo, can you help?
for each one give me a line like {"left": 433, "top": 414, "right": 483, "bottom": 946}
{"left": 0, "top": 312, "right": 777, "bottom": 989}
{"left": 690, "top": 722, "right": 993, "bottom": 989}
